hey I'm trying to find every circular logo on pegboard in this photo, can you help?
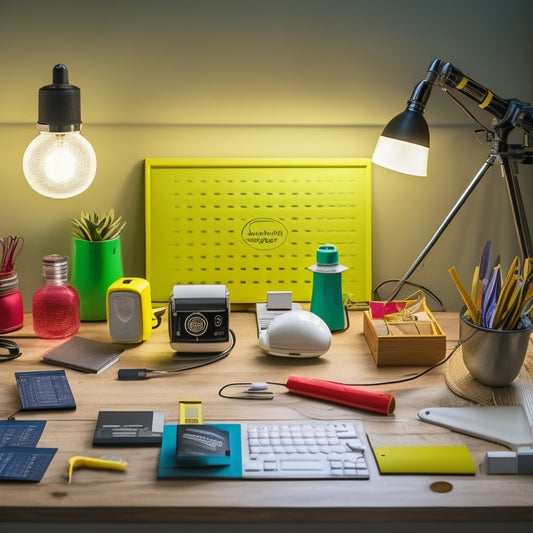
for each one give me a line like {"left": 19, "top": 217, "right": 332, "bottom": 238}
{"left": 241, "top": 218, "right": 288, "bottom": 250}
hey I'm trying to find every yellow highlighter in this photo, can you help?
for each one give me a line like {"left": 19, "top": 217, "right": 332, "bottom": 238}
{"left": 471, "top": 265, "right": 480, "bottom": 303}
{"left": 68, "top": 455, "right": 127, "bottom": 483}
{"left": 449, "top": 266, "right": 478, "bottom": 324}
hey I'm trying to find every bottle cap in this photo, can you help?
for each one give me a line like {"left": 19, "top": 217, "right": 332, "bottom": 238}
{"left": 308, "top": 244, "right": 348, "bottom": 273}
{"left": 316, "top": 244, "right": 339, "bottom": 265}
{"left": 42, "top": 254, "right": 69, "bottom": 283}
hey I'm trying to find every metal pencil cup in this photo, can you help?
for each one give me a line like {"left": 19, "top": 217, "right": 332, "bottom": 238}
{"left": 459, "top": 308, "right": 533, "bottom": 386}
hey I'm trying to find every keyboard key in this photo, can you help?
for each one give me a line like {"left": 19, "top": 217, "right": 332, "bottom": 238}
{"left": 280, "top": 459, "right": 324, "bottom": 471}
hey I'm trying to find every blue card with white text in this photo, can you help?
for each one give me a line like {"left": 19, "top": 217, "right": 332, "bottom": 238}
{"left": 0, "top": 447, "right": 57, "bottom": 482}
{"left": 0, "top": 420, "right": 46, "bottom": 448}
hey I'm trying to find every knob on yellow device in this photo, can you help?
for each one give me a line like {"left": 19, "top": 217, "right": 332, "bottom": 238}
{"left": 107, "top": 277, "right": 155, "bottom": 343}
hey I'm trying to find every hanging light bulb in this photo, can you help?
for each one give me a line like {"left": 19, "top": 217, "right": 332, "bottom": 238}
{"left": 23, "top": 64, "right": 96, "bottom": 199}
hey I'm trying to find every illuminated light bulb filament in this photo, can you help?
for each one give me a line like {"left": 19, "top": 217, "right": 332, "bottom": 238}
{"left": 23, "top": 131, "right": 97, "bottom": 199}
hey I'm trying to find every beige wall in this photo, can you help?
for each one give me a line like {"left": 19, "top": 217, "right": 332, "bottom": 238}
{"left": 1, "top": 0, "right": 532, "bottom": 312}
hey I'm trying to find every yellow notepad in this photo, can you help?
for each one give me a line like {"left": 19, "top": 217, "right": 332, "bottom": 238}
{"left": 372, "top": 445, "right": 476, "bottom": 475}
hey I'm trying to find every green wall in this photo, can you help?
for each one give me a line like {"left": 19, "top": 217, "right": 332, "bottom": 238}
{"left": 1, "top": 0, "right": 532, "bottom": 312}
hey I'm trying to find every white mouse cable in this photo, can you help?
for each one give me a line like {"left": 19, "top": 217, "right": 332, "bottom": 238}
{"left": 218, "top": 335, "right": 470, "bottom": 400}
{"left": 218, "top": 381, "right": 287, "bottom": 400}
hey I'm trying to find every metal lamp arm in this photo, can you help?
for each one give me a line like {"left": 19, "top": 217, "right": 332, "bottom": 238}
{"left": 436, "top": 60, "right": 533, "bottom": 136}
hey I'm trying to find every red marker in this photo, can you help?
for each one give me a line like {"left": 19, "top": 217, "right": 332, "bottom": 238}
{"left": 286, "top": 375, "right": 395, "bottom": 415}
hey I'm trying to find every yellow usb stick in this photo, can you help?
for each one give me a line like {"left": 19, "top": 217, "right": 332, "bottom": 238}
{"left": 179, "top": 400, "right": 203, "bottom": 425}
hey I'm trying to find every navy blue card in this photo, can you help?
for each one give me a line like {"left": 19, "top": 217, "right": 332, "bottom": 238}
{"left": 0, "top": 447, "right": 57, "bottom": 482}
{"left": 15, "top": 370, "right": 76, "bottom": 410}
{"left": 0, "top": 420, "right": 46, "bottom": 448}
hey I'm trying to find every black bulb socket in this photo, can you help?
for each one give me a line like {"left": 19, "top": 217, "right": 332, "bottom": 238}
{"left": 37, "top": 64, "right": 82, "bottom": 132}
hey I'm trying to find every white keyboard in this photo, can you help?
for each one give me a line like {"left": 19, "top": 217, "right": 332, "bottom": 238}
{"left": 255, "top": 302, "right": 302, "bottom": 332}
{"left": 241, "top": 420, "right": 370, "bottom": 479}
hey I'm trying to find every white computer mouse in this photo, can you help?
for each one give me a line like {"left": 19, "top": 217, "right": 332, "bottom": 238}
{"left": 258, "top": 310, "right": 332, "bottom": 358}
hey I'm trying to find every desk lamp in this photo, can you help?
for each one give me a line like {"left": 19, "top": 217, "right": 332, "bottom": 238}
{"left": 23, "top": 64, "right": 96, "bottom": 199}
{"left": 372, "top": 58, "right": 533, "bottom": 301}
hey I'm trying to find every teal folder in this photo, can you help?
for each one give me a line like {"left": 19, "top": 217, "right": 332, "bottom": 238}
{"left": 158, "top": 423, "right": 243, "bottom": 479}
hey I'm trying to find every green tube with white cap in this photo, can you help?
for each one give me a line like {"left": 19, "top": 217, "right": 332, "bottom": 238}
{"left": 308, "top": 244, "right": 347, "bottom": 331}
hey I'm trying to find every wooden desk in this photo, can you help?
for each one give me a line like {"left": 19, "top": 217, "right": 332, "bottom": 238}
{"left": 1, "top": 311, "right": 532, "bottom": 528}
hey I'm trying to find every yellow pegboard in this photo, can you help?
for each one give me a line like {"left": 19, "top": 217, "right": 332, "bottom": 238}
{"left": 145, "top": 158, "right": 372, "bottom": 304}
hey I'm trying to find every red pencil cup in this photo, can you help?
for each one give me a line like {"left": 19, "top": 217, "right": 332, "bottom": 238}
{"left": 0, "top": 270, "right": 24, "bottom": 333}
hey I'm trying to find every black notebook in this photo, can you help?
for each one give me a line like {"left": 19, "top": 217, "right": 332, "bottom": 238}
{"left": 42, "top": 336, "right": 123, "bottom": 374}
{"left": 93, "top": 411, "right": 165, "bottom": 446}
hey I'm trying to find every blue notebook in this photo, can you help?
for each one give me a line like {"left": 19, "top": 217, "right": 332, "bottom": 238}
{"left": 158, "top": 423, "right": 242, "bottom": 479}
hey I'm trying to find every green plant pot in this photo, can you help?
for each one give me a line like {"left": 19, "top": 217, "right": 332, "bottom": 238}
{"left": 71, "top": 237, "right": 124, "bottom": 321}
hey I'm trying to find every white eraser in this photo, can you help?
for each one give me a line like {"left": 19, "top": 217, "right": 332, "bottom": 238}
{"left": 267, "top": 291, "right": 292, "bottom": 310}
{"left": 483, "top": 451, "right": 517, "bottom": 474}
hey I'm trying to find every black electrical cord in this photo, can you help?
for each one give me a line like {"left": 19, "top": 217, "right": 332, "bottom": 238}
{"left": 0, "top": 339, "right": 22, "bottom": 362}
{"left": 217, "top": 336, "right": 472, "bottom": 401}
{"left": 445, "top": 88, "right": 493, "bottom": 133}
{"left": 343, "top": 339, "right": 462, "bottom": 387}
{"left": 117, "top": 329, "right": 236, "bottom": 380}
{"left": 372, "top": 279, "right": 446, "bottom": 311}
{"left": 343, "top": 326, "right": 482, "bottom": 388}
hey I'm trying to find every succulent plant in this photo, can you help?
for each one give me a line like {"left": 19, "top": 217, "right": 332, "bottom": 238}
{"left": 71, "top": 209, "right": 127, "bottom": 241}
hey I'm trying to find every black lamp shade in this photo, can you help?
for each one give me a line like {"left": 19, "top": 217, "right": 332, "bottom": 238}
{"left": 381, "top": 108, "right": 430, "bottom": 148}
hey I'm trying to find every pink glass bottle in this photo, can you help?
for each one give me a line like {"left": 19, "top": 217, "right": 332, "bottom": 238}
{"left": 32, "top": 254, "right": 80, "bottom": 339}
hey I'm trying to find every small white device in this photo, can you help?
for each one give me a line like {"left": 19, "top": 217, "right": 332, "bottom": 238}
{"left": 258, "top": 310, "right": 331, "bottom": 358}
{"left": 169, "top": 284, "right": 230, "bottom": 353}
{"left": 107, "top": 277, "right": 156, "bottom": 343}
